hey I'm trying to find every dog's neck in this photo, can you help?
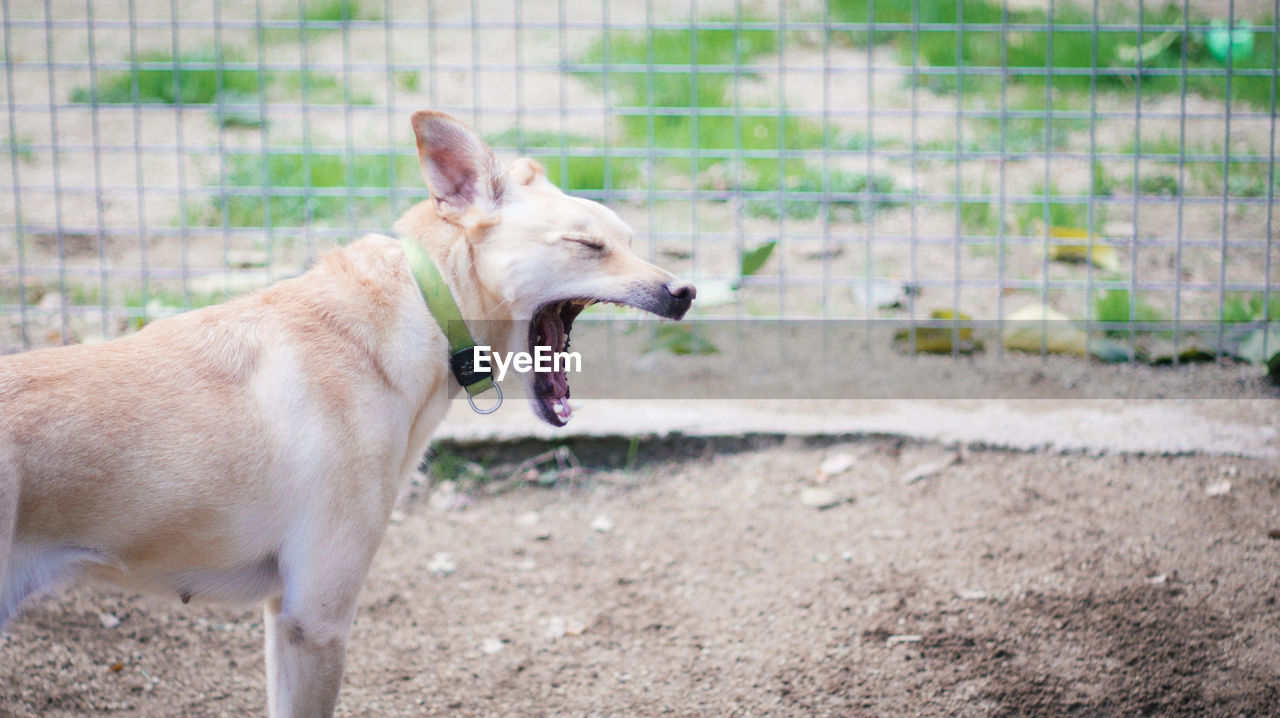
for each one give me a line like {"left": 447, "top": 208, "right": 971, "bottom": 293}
{"left": 394, "top": 200, "right": 516, "bottom": 355}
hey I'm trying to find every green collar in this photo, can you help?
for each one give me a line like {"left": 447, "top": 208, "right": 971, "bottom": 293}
{"left": 399, "top": 238, "right": 501, "bottom": 413}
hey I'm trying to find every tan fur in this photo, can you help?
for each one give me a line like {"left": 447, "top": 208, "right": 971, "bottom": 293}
{"left": 0, "top": 111, "right": 693, "bottom": 718}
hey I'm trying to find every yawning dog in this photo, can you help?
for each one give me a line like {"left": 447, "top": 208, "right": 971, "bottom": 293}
{"left": 0, "top": 110, "right": 694, "bottom": 717}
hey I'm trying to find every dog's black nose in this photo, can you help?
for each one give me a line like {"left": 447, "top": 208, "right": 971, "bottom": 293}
{"left": 664, "top": 280, "right": 696, "bottom": 301}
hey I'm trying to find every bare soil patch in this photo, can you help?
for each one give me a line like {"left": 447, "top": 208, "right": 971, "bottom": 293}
{"left": 3, "top": 435, "right": 1278, "bottom": 716}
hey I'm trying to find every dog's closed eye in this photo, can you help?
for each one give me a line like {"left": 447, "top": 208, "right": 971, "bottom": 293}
{"left": 565, "top": 235, "right": 606, "bottom": 251}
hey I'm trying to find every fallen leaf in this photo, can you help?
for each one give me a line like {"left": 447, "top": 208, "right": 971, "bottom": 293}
{"left": 1002, "top": 304, "right": 1088, "bottom": 356}
{"left": 1047, "top": 227, "right": 1121, "bottom": 272}
{"left": 739, "top": 240, "right": 778, "bottom": 278}
{"left": 895, "top": 309, "right": 983, "bottom": 355}
{"left": 1142, "top": 336, "right": 1217, "bottom": 365}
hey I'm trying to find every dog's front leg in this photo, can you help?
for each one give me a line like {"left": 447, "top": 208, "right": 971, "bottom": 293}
{"left": 263, "top": 595, "right": 355, "bottom": 718}
{"left": 262, "top": 534, "right": 377, "bottom": 718}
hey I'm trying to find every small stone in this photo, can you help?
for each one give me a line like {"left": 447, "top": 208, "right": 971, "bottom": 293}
{"left": 818, "top": 453, "right": 856, "bottom": 480}
{"left": 389, "top": 510, "right": 406, "bottom": 523}
{"left": 515, "top": 511, "right": 539, "bottom": 527}
{"left": 480, "top": 638, "right": 504, "bottom": 655}
{"left": 591, "top": 515, "right": 615, "bottom": 533}
{"left": 800, "top": 487, "right": 848, "bottom": 510}
{"left": 99, "top": 612, "right": 121, "bottom": 629}
{"left": 901, "top": 453, "right": 960, "bottom": 485}
{"left": 1147, "top": 573, "right": 1168, "bottom": 585}
{"left": 1205, "top": 480, "right": 1232, "bottom": 497}
{"left": 545, "top": 616, "right": 567, "bottom": 640}
{"left": 886, "top": 634, "right": 922, "bottom": 645}
{"left": 956, "top": 589, "right": 989, "bottom": 600}
{"left": 564, "top": 617, "right": 587, "bottom": 636}
{"left": 427, "top": 553, "right": 457, "bottom": 576}
{"left": 429, "top": 481, "right": 469, "bottom": 512}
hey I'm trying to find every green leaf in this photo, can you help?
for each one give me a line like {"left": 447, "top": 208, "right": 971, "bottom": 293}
{"left": 739, "top": 241, "right": 777, "bottom": 278}
{"left": 1237, "top": 324, "right": 1280, "bottom": 365}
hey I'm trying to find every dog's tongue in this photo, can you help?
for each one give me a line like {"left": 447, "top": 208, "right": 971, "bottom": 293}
{"left": 537, "top": 308, "right": 564, "bottom": 352}
{"left": 536, "top": 307, "right": 571, "bottom": 414}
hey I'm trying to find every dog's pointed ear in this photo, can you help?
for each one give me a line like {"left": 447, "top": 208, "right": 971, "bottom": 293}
{"left": 508, "top": 157, "right": 547, "bottom": 186}
{"left": 411, "top": 110, "right": 504, "bottom": 222}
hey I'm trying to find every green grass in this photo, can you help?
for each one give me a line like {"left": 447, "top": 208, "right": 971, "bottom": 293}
{"left": 72, "top": 50, "right": 261, "bottom": 105}
{"left": 1222, "top": 292, "right": 1280, "bottom": 323}
{"left": 959, "top": 188, "right": 1000, "bottom": 236}
{"left": 276, "top": 70, "right": 374, "bottom": 105}
{"left": 830, "top": 0, "right": 1277, "bottom": 108}
{"left": 70, "top": 50, "right": 372, "bottom": 109}
{"left": 264, "top": 0, "right": 380, "bottom": 42}
{"left": 396, "top": 70, "right": 421, "bottom": 92}
{"left": 1137, "top": 173, "right": 1179, "bottom": 196}
{"left": 1091, "top": 160, "right": 1117, "bottom": 197}
{"left": 206, "top": 150, "right": 418, "bottom": 227}
{"left": 1014, "top": 182, "right": 1102, "bottom": 234}
{"left": 575, "top": 20, "right": 897, "bottom": 218}
{"left": 577, "top": 20, "right": 796, "bottom": 181}
{"left": 2, "top": 135, "right": 35, "bottom": 163}
{"left": 745, "top": 166, "right": 899, "bottom": 221}
{"left": 486, "top": 130, "right": 641, "bottom": 193}
{"left": 1188, "top": 156, "right": 1278, "bottom": 197}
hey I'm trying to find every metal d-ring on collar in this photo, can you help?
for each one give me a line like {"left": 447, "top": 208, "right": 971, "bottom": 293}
{"left": 467, "top": 382, "right": 502, "bottom": 414}
{"left": 399, "top": 238, "right": 504, "bottom": 415}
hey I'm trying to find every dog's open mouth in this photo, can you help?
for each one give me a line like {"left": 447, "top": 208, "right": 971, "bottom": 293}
{"left": 529, "top": 299, "right": 592, "bottom": 426}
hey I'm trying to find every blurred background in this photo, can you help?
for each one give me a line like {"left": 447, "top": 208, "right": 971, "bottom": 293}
{"left": 1, "top": 0, "right": 1276, "bottom": 376}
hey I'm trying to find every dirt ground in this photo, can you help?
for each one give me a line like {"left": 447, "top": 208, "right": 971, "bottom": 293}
{"left": 2, "top": 432, "right": 1278, "bottom": 716}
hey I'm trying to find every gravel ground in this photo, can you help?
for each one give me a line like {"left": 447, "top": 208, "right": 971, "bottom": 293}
{"left": 3, "top": 434, "right": 1278, "bottom": 716}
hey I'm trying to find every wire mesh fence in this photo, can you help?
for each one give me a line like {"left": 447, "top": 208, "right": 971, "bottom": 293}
{"left": 1, "top": 0, "right": 1277, "bottom": 373}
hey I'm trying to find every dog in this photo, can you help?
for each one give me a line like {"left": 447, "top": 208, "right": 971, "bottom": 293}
{"left": 0, "top": 109, "right": 695, "bottom": 717}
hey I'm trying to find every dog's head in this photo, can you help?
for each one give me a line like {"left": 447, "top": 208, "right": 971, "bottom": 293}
{"left": 398, "top": 110, "right": 695, "bottom": 427}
